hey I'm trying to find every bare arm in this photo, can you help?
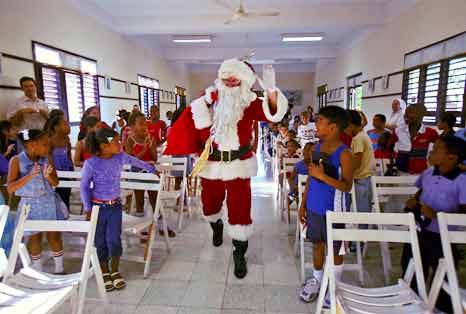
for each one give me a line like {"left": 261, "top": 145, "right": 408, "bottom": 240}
{"left": 74, "top": 141, "right": 84, "bottom": 167}
{"left": 352, "top": 152, "right": 363, "bottom": 173}
{"left": 7, "top": 157, "right": 38, "bottom": 194}
{"left": 45, "top": 155, "right": 59, "bottom": 187}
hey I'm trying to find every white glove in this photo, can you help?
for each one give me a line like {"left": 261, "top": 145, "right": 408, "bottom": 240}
{"left": 261, "top": 64, "right": 276, "bottom": 92}
{"left": 204, "top": 86, "right": 217, "bottom": 105}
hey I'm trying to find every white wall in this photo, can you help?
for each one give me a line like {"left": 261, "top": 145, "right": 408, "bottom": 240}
{"left": 316, "top": 0, "right": 466, "bottom": 125}
{"left": 0, "top": 0, "right": 191, "bottom": 142}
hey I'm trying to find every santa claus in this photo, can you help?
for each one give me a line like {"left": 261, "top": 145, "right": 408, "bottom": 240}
{"left": 164, "top": 58, "right": 288, "bottom": 278}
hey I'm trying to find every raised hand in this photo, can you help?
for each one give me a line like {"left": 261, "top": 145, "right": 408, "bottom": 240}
{"left": 30, "top": 163, "right": 41, "bottom": 178}
{"left": 44, "top": 164, "right": 55, "bottom": 179}
{"left": 5, "top": 144, "right": 15, "bottom": 156}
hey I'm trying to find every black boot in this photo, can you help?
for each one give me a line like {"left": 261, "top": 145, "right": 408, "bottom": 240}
{"left": 209, "top": 219, "right": 223, "bottom": 247}
{"left": 232, "top": 239, "right": 248, "bottom": 279}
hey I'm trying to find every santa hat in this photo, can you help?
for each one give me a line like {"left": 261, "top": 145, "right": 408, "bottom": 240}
{"left": 218, "top": 59, "right": 256, "bottom": 88}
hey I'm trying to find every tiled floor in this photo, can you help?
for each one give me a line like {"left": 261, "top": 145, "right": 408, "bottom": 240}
{"left": 52, "top": 156, "right": 417, "bottom": 314}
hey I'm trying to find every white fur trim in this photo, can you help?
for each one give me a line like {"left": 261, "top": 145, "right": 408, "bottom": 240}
{"left": 191, "top": 97, "right": 212, "bottom": 130}
{"left": 228, "top": 224, "right": 253, "bottom": 241}
{"left": 218, "top": 59, "right": 256, "bottom": 88}
{"left": 262, "top": 88, "right": 288, "bottom": 123}
{"left": 204, "top": 210, "right": 224, "bottom": 223}
{"left": 199, "top": 155, "right": 258, "bottom": 181}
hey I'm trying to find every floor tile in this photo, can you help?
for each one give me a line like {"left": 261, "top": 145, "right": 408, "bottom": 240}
{"left": 181, "top": 281, "right": 225, "bottom": 308}
{"left": 140, "top": 280, "right": 189, "bottom": 306}
{"left": 264, "top": 264, "right": 300, "bottom": 286}
{"left": 153, "top": 261, "right": 196, "bottom": 281}
{"left": 134, "top": 305, "right": 178, "bottom": 314}
{"left": 264, "top": 285, "right": 311, "bottom": 313}
{"left": 191, "top": 261, "right": 229, "bottom": 284}
{"left": 223, "top": 284, "right": 266, "bottom": 312}
{"left": 178, "top": 307, "right": 222, "bottom": 314}
{"left": 227, "top": 264, "right": 264, "bottom": 286}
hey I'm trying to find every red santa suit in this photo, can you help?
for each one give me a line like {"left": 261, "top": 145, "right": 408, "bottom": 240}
{"left": 164, "top": 59, "right": 288, "bottom": 241}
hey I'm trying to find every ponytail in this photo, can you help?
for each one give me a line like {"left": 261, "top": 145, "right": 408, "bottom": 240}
{"left": 85, "top": 127, "right": 118, "bottom": 155}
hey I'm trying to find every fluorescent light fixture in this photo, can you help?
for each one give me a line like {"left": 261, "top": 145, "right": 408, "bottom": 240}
{"left": 173, "top": 35, "right": 212, "bottom": 43}
{"left": 281, "top": 33, "right": 323, "bottom": 42}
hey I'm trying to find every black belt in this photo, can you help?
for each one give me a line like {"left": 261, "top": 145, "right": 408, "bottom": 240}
{"left": 209, "top": 144, "right": 252, "bottom": 162}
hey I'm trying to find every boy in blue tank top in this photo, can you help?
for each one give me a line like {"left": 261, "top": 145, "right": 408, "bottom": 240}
{"left": 298, "top": 106, "right": 354, "bottom": 303}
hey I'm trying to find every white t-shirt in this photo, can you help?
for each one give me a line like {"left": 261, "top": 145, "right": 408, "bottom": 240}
{"left": 7, "top": 96, "right": 49, "bottom": 119}
{"left": 387, "top": 110, "right": 404, "bottom": 129}
{"left": 297, "top": 122, "right": 317, "bottom": 147}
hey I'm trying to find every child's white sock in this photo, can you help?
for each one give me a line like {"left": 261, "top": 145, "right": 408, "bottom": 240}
{"left": 313, "top": 269, "right": 323, "bottom": 282}
{"left": 334, "top": 264, "right": 344, "bottom": 282}
{"left": 53, "top": 250, "right": 64, "bottom": 274}
{"left": 31, "top": 254, "right": 42, "bottom": 271}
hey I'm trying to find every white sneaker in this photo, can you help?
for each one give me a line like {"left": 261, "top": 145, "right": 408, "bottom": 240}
{"left": 300, "top": 277, "right": 320, "bottom": 303}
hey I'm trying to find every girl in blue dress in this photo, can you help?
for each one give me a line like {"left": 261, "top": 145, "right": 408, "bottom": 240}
{"left": 7, "top": 129, "right": 67, "bottom": 274}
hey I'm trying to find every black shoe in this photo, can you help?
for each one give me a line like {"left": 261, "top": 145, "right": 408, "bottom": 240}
{"left": 210, "top": 219, "right": 223, "bottom": 247}
{"left": 232, "top": 239, "right": 248, "bottom": 279}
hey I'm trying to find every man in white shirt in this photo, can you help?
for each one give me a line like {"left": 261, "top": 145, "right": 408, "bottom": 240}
{"left": 7, "top": 77, "right": 49, "bottom": 130}
{"left": 297, "top": 111, "right": 317, "bottom": 147}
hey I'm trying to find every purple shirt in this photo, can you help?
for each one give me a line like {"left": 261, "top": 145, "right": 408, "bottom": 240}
{"left": 416, "top": 167, "right": 466, "bottom": 233}
{"left": 80, "top": 152, "right": 155, "bottom": 211}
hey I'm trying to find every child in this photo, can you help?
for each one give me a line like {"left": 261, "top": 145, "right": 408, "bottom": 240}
{"left": 299, "top": 106, "right": 353, "bottom": 304}
{"left": 125, "top": 112, "right": 157, "bottom": 217}
{"left": 0, "top": 120, "right": 18, "bottom": 159}
{"left": 7, "top": 129, "right": 67, "bottom": 274}
{"left": 367, "top": 114, "right": 392, "bottom": 158}
{"left": 80, "top": 128, "right": 156, "bottom": 292}
{"left": 45, "top": 111, "right": 74, "bottom": 209}
{"left": 147, "top": 105, "right": 167, "bottom": 145}
{"left": 276, "top": 123, "right": 290, "bottom": 156}
{"left": 401, "top": 135, "right": 466, "bottom": 313}
{"left": 437, "top": 112, "right": 456, "bottom": 138}
{"left": 75, "top": 116, "right": 99, "bottom": 167}
{"left": 297, "top": 111, "right": 317, "bottom": 148}
{"left": 348, "top": 110, "right": 375, "bottom": 233}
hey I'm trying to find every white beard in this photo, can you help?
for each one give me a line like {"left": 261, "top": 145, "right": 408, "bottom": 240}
{"left": 212, "top": 80, "right": 256, "bottom": 151}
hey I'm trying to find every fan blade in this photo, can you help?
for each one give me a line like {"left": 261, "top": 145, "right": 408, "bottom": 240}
{"left": 214, "top": 0, "right": 235, "bottom": 11}
{"left": 224, "top": 13, "right": 241, "bottom": 24}
{"left": 245, "top": 11, "right": 280, "bottom": 17}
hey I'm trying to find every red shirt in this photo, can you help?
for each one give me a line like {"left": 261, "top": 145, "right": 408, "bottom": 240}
{"left": 340, "top": 132, "right": 353, "bottom": 147}
{"left": 392, "top": 125, "right": 438, "bottom": 174}
{"left": 147, "top": 120, "right": 166, "bottom": 143}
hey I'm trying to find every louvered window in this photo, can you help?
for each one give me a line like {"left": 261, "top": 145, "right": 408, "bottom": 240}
{"left": 402, "top": 55, "right": 466, "bottom": 127}
{"left": 422, "top": 63, "right": 441, "bottom": 124}
{"left": 33, "top": 42, "right": 99, "bottom": 125}
{"left": 445, "top": 56, "right": 466, "bottom": 125}
{"left": 405, "top": 69, "right": 420, "bottom": 105}
{"left": 41, "top": 67, "right": 62, "bottom": 111}
{"left": 138, "top": 75, "right": 160, "bottom": 117}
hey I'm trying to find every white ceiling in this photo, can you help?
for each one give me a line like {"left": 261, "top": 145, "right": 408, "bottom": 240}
{"left": 67, "top": 0, "right": 420, "bottom": 71}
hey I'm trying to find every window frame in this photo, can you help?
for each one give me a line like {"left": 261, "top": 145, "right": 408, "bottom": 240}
{"left": 401, "top": 53, "right": 466, "bottom": 127}
{"left": 32, "top": 41, "right": 99, "bottom": 125}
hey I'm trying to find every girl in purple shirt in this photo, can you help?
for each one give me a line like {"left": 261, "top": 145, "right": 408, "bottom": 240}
{"left": 80, "top": 128, "right": 155, "bottom": 292}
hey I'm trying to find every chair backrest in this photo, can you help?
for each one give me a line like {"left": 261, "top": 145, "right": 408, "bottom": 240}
{"left": 436, "top": 213, "right": 466, "bottom": 314}
{"left": 120, "top": 171, "right": 163, "bottom": 192}
{"left": 3, "top": 204, "right": 100, "bottom": 283}
{"left": 0, "top": 206, "right": 10, "bottom": 277}
{"left": 158, "top": 156, "right": 188, "bottom": 177}
{"left": 371, "top": 175, "right": 419, "bottom": 212}
{"left": 281, "top": 157, "right": 300, "bottom": 173}
{"left": 297, "top": 174, "right": 308, "bottom": 209}
{"left": 326, "top": 211, "right": 428, "bottom": 302}
{"left": 374, "top": 158, "right": 391, "bottom": 176}
{"left": 56, "top": 170, "right": 82, "bottom": 189}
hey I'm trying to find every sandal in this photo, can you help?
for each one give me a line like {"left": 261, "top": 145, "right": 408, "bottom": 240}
{"left": 103, "top": 273, "right": 114, "bottom": 292}
{"left": 111, "top": 272, "right": 126, "bottom": 290}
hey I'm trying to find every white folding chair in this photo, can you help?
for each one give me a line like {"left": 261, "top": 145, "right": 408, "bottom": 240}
{"left": 280, "top": 157, "right": 300, "bottom": 223}
{"left": 120, "top": 171, "right": 170, "bottom": 278}
{"left": 316, "top": 212, "right": 431, "bottom": 314}
{"left": 374, "top": 158, "right": 391, "bottom": 176}
{"left": 2, "top": 204, "right": 107, "bottom": 314}
{"left": 158, "top": 156, "right": 190, "bottom": 231}
{"left": 294, "top": 174, "right": 310, "bottom": 281}
{"left": 371, "top": 175, "right": 419, "bottom": 283}
{"left": 56, "top": 170, "right": 87, "bottom": 220}
{"left": 428, "top": 213, "right": 466, "bottom": 314}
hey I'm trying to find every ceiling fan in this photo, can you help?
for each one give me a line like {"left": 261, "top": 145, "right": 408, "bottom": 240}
{"left": 215, "top": 0, "right": 280, "bottom": 25}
